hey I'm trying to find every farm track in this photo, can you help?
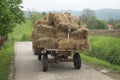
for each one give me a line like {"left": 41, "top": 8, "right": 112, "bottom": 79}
{"left": 13, "top": 42, "right": 114, "bottom": 80}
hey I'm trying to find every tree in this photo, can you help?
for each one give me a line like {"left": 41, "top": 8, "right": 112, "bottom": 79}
{"left": 79, "top": 8, "right": 107, "bottom": 29}
{"left": 79, "top": 8, "right": 96, "bottom": 28}
{"left": 0, "top": 0, "right": 25, "bottom": 36}
{"left": 95, "top": 20, "right": 107, "bottom": 29}
{"left": 107, "top": 18, "right": 116, "bottom": 25}
{"left": 7, "top": 0, "right": 25, "bottom": 24}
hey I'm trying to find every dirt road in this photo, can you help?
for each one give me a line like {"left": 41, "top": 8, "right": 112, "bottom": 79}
{"left": 13, "top": 42, "right": 114, "bottom": 80}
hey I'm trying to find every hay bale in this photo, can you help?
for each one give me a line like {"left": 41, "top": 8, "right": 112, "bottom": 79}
{"left": 31, "top": 29, "right": 37, "bottom": 39}
{"left": 31, "top": 12, "right": 90, "bottom": 51}
{"left": 55, "top": 31, "right": 66, "bottom": 39}
{"left": 53, "top": 13, "right": 68, "bottom": 26}
{"left": 36, "top": 37, "right": 58, "bottom": 49}
{"left": 66, "top": 15, "right": 82, "bottom": 28}
{"left": 74, "top": 39, "right": 90, "bottom": 51}
{"left": 43, "top": 12, "right": 55, "bottom": 25}
{"left": 71, "top": 28, "right": 88, "bottom": 39}
{"left": 35, "top": 20, "right": 51, "bottom": 26}
{"left": 43, "top": 12, "right": 54, "bottom": 20}
{"left": 55, "top": 22, "right": 78, "bottom": 32}
{"left": 55, "top": 22, "right": 69, "bottom": 32}
{"left": 64, "top": 12, "right": 71, "bottom": 16}
{"left": 34, "top": 24, "right": 55, "bottom": 38}
{"left": 70, "top": 16, "right": 78, "bottom": 23}
{"left": 58, "top": 39, "right": 75, "bottom": 49}
{"left": 32, "top": 39, "right": 37, "bottom": 50}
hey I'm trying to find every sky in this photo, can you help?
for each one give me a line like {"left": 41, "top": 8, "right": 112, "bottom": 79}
{"left": 21, "top": 0, "right": 120, "bottom": 11}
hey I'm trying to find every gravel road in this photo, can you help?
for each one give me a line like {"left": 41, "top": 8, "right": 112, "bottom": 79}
{"left": 13, "top": 42, "right": 114, "bottom": 80}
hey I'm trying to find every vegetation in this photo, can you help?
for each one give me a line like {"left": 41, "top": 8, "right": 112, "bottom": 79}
{"left": 0, "top": 0, "right": 25, "bottom": 36}
{"left": 0, "top": 40, "right": 14, "bottom": 80}
{"left": 0, "top": 20, "right": 32, "bottom": 80}
{"left": 83, "top": 36, "right": 120, "bottom": 65}
{"left": 79, "top": 9, "right": 120, "bottom": 29}
{"left": 79, "top": 9, "right": 107, "bottom": 29}
{"left": 9, "top": 20, "right": 32, "bottom": 41}
{"left": 81, "top": 53, "right": 120, "bottom": 72}
{"left": 115, "top": 22, "right": 120, "bottom": 29}
{"left": 29, "top": 12, "right": 46, "bottom": 27}
{"left": 0, "top": 6, "right": 120, "bottom": 79}
{"left": 0, "top": 12, "right": 44, "bottom": 79}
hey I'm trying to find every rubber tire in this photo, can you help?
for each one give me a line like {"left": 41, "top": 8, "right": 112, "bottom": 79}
{"left": 73, "top": 53, "right": 81, "bottom": 69}
{"left": 42, "top": 54, "right": 48, "bottom": 72}
{"left": 34, "top": 50, "right": 38, "bottom": 55}
{"left": 38, "top": 52, "right": 41, "bottom": 60}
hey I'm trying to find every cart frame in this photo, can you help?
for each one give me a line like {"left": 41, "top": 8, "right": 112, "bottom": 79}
{"left": 37, "top": 49, "right": 81, "bottom": 72}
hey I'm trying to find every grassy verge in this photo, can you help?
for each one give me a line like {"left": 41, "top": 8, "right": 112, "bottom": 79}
{"left": 0, "top": 20, "right": 32, "bottom": 80}
{"left": 81, "top": 53, "right": 120, "bottom": 73}
{"left": 0, "top": 41, "right": 14, "bottom": 80}
{"left": 9, "top": 20, "right": 33, "bottom": 41}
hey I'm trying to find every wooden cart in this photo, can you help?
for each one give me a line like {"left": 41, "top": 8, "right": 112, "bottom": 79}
{"left": 36, "top": 49, "right": 81, "bottom": 72}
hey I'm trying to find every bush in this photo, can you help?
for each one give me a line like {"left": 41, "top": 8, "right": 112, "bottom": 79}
{"left": 21, "top": 32, "right": 31, "bottom": 41}
{"left": 84, "top": 36, "right": 120, "bottom": 65}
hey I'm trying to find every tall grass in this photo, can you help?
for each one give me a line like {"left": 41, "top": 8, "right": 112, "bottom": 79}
{"left": 84, "top": 36, "right": 120, "bottom": 65}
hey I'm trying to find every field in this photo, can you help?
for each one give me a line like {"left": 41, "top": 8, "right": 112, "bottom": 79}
{"left": 84, "top": 36, "right": 120, "bottom": 65}
{"left": 81, "top": 36, "right": 120, "bottom": 73}
{"left": 0, "top": 19, "right": 120, "bottom": 80}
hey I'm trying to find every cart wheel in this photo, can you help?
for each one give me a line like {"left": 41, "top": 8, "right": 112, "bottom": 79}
{"left": 34, "top": 50, "right": 38, "bottom": 55}
{"left": 38, "top": 52, "right": 41, "bottom": 60}
{"left": 73, "top": 53, "right": 81, "bottom": 69}
{"left": 42, "top": 54, "right": 48, "bottom": 72}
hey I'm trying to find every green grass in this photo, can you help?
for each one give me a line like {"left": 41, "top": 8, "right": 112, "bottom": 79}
{"left": 81, "top": 53, "right": 120, "bottom": 73}
{"left": 0, "top": 20, "right": 32, "bottom": 80}
{"left": 0, "top": 41, "right": 14, "bottom": 80}
{"left": 86, "top": 36, "right": 120, "bottom": 65}
{"left": 9, "top": 20, "right": 33, "bottom": 41}
{"left": 82, "top": 36, "right": 120, "bottom": 73}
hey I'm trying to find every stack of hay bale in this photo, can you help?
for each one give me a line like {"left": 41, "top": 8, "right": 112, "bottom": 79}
{"left": 31, "top": 12, "right": 90, "bottom": 51}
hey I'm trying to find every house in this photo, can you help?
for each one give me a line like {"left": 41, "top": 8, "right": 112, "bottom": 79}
{"left": 107, "top": 24, "right": 114, "bottom": 30}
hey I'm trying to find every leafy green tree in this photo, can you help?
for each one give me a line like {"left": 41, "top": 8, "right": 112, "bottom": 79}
{"left": 79, "top": 8, "right": 107, "bottom": 29}
{"left": 7, "top": 0, "right": 25, "bottom": 24}
{"left": 0, "top": 0, "right": 25, "bottom": 36}
{"left": 79, "top": 8, "right": 96, "bottom": 28}
{"left": 95, "top": 20, "right": 107, "bottom": 29}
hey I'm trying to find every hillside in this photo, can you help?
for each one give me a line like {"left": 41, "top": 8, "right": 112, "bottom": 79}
{"left": 95, "top": 9, "right": 120, "bottom": 20}
{"left": 23, "top": 9, "right": 120, "bottom": 20}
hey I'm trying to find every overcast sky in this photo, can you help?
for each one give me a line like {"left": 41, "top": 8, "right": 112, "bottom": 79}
{"left": 21, "top": 0, "right": 120, "bottom": 11}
